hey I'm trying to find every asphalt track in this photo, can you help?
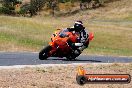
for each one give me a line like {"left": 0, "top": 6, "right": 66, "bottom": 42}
{"left": 0, "top": 52, "right": 132, "bottom": 66}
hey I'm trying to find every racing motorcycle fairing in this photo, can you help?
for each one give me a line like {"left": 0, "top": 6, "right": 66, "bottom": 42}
{"left": 39, "top": 29, "right": 94, "bottom": 60}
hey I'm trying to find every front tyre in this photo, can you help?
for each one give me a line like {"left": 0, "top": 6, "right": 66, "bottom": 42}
{"left": 39, "top": 45, "right": 52, "bottom": 60}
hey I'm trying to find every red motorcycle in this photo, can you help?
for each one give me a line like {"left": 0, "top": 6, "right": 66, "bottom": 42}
{"left": 39, "top": 29, "right": 94, "bottom": 60}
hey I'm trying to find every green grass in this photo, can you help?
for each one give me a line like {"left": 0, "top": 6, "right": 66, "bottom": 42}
{"left": 0, "top": 16, "right": 54, "bottom": 51}
{"left": 124, "top": 14, "right": 132, "bottom": 21}
{"left": 83, "top": 24, "right": 132, "bottom": 56}
{"left": 85, "top": 46, "right": 132, "bottom": 56}
{"left": 0, "top": 32, "right": 44, "bottom": 47}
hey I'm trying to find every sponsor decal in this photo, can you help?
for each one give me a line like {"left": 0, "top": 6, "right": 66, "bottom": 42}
{"left": 76, "top": 66, "right": 131, "bottom": 85}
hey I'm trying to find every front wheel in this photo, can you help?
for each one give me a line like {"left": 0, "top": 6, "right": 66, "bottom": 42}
{"left": 39, "top": 45, "right": 52, "bottom": 60}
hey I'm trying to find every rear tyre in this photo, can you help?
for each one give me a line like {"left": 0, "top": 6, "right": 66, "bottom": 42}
{"left": 66, "top": 50, "right": 81, "bottom": 61}
{"left": 39, "top": 45, "right": 52, "bottom": 60}
{"left": 66, "top": 55, "right": 76, "bottom": 61}
{"left": 66, "top": 53, "right": 77, "bottom": 61}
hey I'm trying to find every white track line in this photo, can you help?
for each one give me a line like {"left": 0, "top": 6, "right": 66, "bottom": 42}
{"left": 0, "top": 63, "right": 87, "bottom": 69}
{"left": 0, "top": 63, "right": 130, "bottom": 69}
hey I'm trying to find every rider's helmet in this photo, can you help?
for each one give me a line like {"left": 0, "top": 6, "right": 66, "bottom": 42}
{"left": 74, "top": 21, "right": 84, "bottom": 32}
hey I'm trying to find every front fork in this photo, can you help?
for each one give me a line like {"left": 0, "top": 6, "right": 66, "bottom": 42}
{"left": 48, "top": 42, "right": 58, "bottom": 57}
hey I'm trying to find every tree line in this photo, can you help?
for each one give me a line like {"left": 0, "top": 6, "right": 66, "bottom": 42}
{"left": 0, "top": 0, "right": 107, "bottom": 17}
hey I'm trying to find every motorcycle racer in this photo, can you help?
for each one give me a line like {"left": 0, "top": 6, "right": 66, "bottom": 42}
{"left": 59, "top": 21, "right": 89, "bottom": 54}
{"left": 39, "top": 21, "right": 93, "bottom": 60}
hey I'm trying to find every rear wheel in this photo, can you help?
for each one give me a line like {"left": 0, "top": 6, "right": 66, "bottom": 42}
{"left": 66, "top": 53, "right": 78, "bottom": 61}
{"left": 39, "top": 45, "right": 52, "bottom": 60}
{"left": 66, "top": 55, "right": 76, "bottom": 61}
{"left": 66, "top": 50, "right": 81, "bottom": 61}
